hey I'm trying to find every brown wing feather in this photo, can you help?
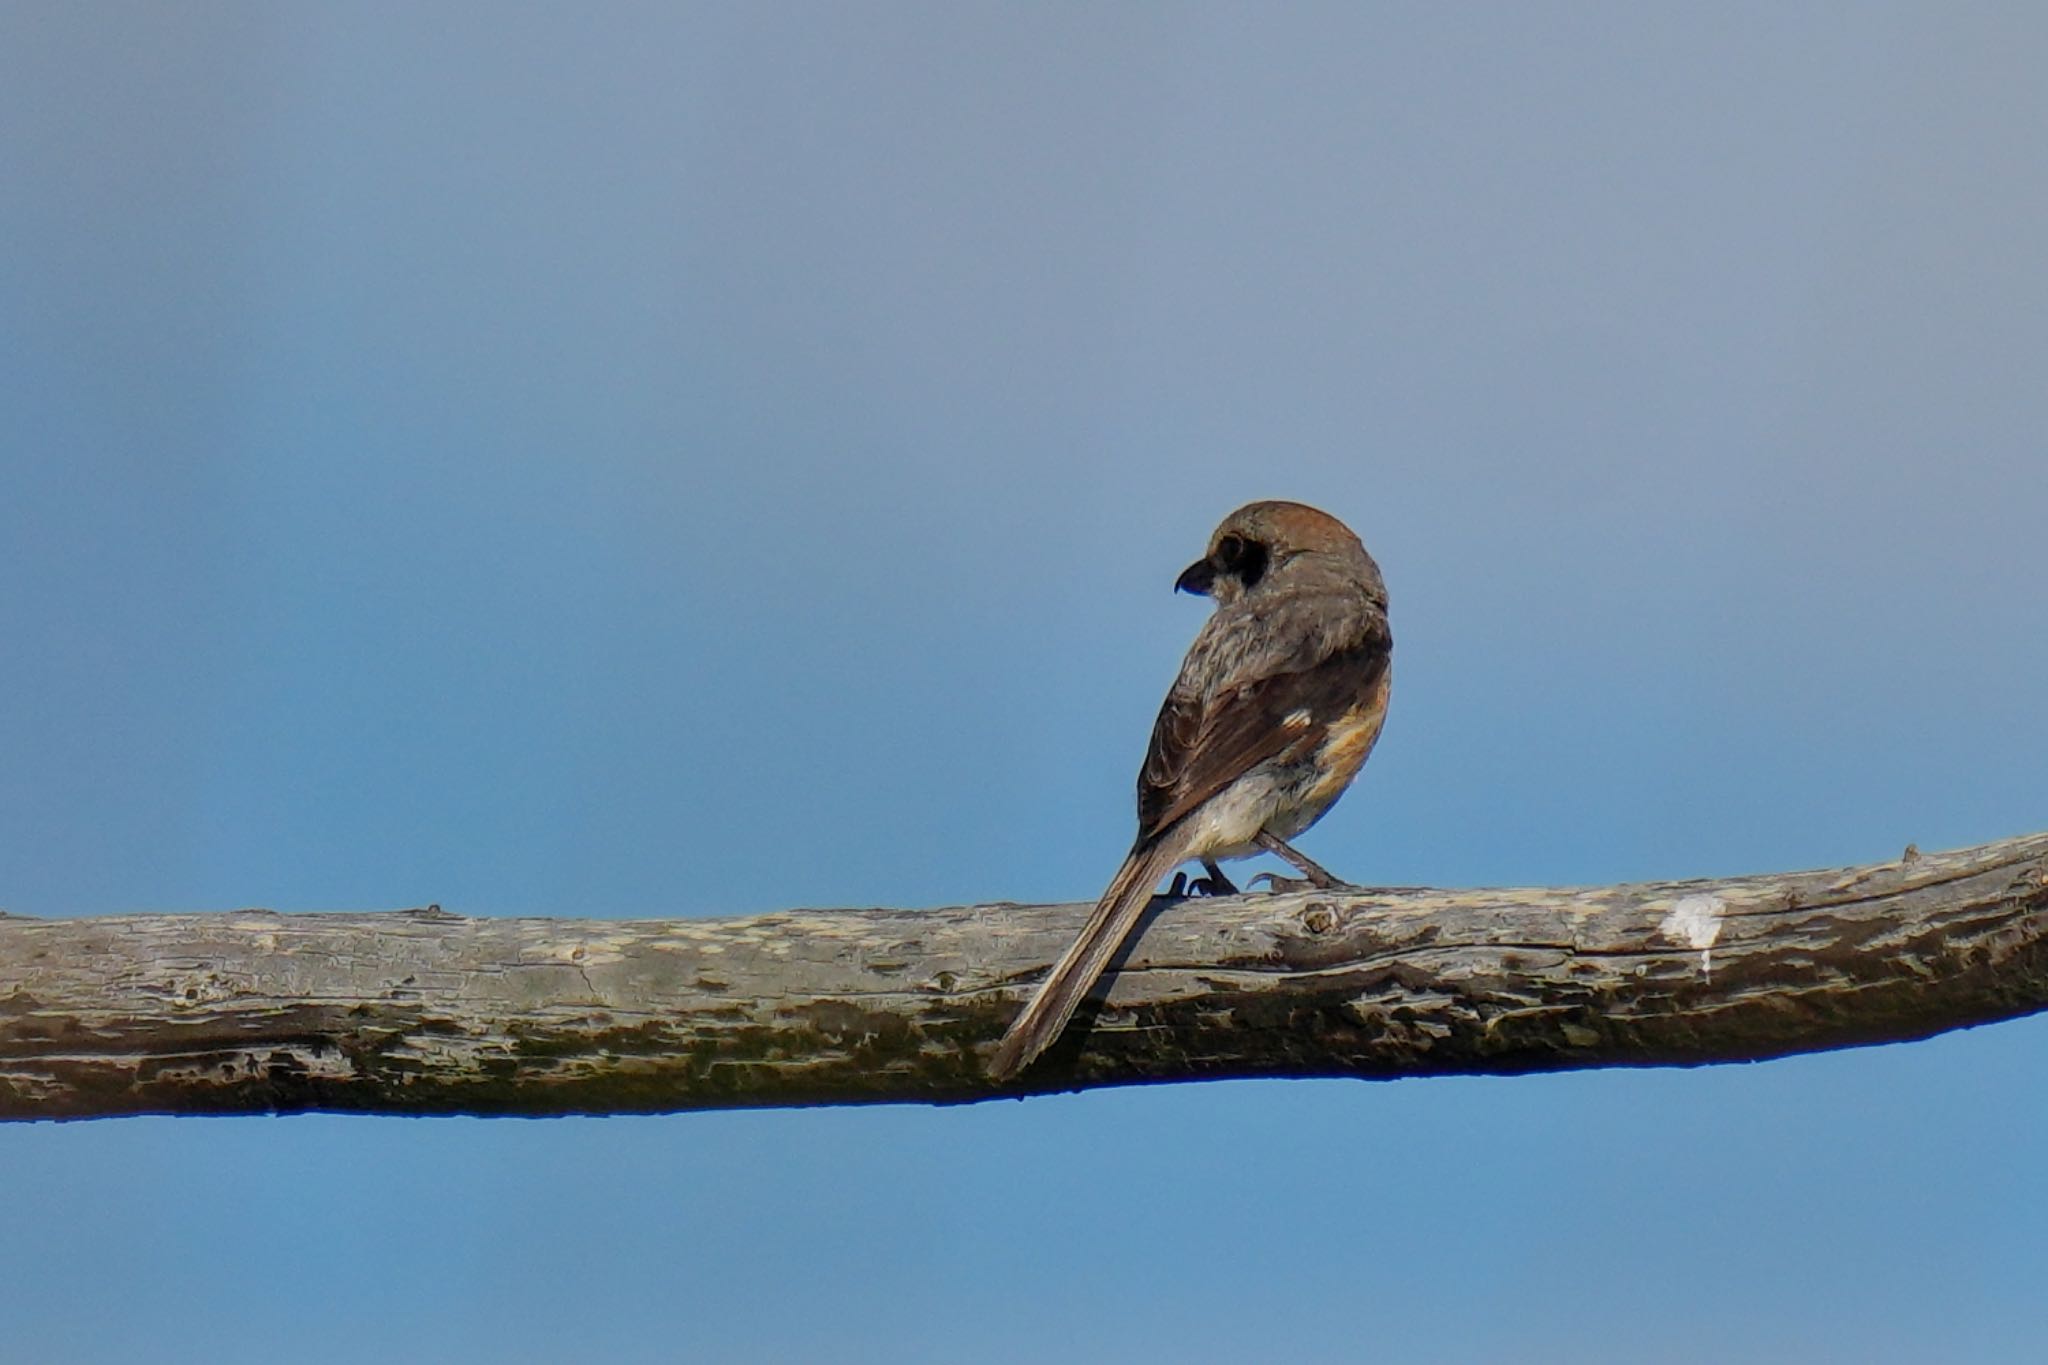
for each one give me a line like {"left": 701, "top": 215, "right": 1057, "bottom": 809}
{"left": 1137, "top": 613, "right": 1390, "bottom": 840}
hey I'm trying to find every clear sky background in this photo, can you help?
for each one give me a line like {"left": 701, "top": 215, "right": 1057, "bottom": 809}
{"left": 5, "top": 5, "right": 2047, "bottom": 1361}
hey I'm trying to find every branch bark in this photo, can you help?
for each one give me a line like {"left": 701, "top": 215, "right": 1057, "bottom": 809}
{"left": 4, "top": 832, "right": 2046, "bottom": 1120}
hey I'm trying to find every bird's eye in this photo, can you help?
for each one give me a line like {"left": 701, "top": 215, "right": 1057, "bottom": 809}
{"left": 1214, "top": 534, "right": 1268, "bottom": 588}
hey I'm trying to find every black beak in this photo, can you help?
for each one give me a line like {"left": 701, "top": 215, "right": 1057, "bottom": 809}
{"left": 1175, "top": 556, "right": 1217, "bottom": 596}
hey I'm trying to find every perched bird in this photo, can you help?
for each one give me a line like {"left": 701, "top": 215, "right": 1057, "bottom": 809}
{"left": 988, "top": 500, "right": 1392, "bottom": 1082}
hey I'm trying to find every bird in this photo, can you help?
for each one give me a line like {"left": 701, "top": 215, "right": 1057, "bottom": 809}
{"left": 987, "top": 499, "right": 1392, "bottom": 1082}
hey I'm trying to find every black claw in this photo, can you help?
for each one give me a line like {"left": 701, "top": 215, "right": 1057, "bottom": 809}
{"left": 1193, "top": 860, "right": 1240, "bottom": 896}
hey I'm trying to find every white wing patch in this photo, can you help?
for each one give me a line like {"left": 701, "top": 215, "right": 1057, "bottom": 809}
{"left": 1283, "top": 708, "right": 1313, "bottom": 730}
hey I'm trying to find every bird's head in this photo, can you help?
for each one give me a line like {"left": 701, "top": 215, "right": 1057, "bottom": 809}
{"left": 1174, "top": 500, "right": 1380, "bottom": 606}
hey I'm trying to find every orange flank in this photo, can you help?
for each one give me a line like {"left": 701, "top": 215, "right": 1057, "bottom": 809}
{"left": 1309, "top": 667, "right": 1391, "bottom": 806}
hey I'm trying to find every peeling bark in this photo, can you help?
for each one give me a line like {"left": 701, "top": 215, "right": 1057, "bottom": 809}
{"left": 3, "top": 832, "right": 2046, "bottom": 1120}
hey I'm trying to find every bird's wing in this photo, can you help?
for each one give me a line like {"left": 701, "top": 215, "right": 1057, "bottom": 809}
{"left": 1136, "top": 599, "right": 1390, "bottom": 840}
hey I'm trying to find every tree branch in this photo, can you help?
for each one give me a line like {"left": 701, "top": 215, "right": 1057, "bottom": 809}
{"left": 4, "top": 832, "right": 2046, "bottom": 1120}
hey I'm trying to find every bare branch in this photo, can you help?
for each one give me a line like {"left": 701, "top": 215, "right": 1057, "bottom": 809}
{"left": 4, "top": 832, "right": 2046, "bottom": 1120}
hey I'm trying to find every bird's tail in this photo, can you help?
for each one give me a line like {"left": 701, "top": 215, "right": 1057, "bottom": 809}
{"left": 987, "top": 830, "right": 1193, "bottom": 1083}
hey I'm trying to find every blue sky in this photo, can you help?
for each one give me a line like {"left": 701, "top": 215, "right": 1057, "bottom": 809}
{"left": 4, "top": 5, "right": 2046, "bottom": 1360}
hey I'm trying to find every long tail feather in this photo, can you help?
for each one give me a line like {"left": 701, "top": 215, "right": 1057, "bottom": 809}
{"left": 987, "top": 833, "right": 1191, "bottom": 1082}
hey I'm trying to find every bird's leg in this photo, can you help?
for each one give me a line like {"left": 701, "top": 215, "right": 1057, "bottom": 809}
{"left": 1189, "top": 857, "right": 1239, "bottom": 896}
{"left": 1250, "top": 831, "right": 1355, "bottom": 892}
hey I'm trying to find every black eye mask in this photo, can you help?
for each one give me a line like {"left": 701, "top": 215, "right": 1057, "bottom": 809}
{"left": 1214, "top": 534, "right": 1269, "bottom": 590}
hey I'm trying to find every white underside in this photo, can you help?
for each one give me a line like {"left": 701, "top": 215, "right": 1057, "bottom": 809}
{"left": 1179, "top": 763, "right": 1328, "bottom": 860}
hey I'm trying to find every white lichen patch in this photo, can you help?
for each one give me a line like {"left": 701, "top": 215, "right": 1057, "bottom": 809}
{"left": 1658, "top": 894, "right": 1726, "bottom": 980}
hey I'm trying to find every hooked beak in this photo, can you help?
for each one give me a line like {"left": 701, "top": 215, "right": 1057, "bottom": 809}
{"left": 1174, "top": 556, "right": 1217, "bottom": 596}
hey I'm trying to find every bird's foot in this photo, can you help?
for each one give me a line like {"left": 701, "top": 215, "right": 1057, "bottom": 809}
{"left": 1248, "top": 833, "right": 1354, "bottom": 892}
{"left": 1188, "top": 858, "right": 1239, "bottom": 896}
{"left": 1167, "top": 864, "right": 1252, "bottom": 898}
